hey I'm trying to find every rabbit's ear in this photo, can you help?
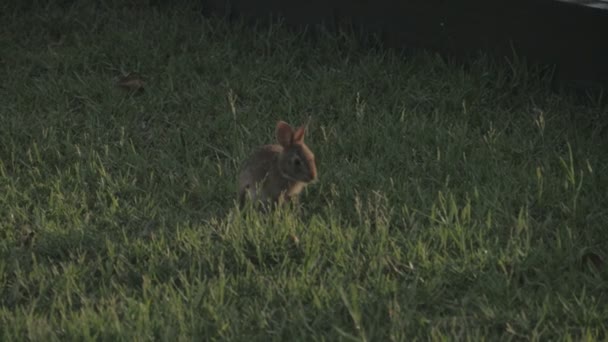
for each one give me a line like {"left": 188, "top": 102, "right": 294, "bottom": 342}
{"left": 276, "top": 121, "right": 294, "bottom": 147}
{"left": 293, "top": 126, "right": 306, "bottom": 143}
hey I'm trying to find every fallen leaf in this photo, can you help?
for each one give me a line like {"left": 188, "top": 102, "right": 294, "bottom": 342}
{"left": 582, "top": 252, "right": 604, "bottom": 271}
{"left": 48, "top": 34, "right": 65, "bottom": 48}
{"left": 117, "top": 72, "right": 145, "bottom": 92}
{"left": 289, "top": 233, "right": 300, "bottom": 246}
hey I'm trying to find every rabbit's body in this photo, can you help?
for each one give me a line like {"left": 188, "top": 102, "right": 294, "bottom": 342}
{"left": 238, "top": 121, "right": 317, "bottom": 208}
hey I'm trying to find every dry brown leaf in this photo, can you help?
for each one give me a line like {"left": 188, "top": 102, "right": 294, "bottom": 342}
{"left": 117, "top": 72, "right": 145, "bottom": 92}
{"left": 289, "top": 233, "right": 300, "bottom": 246}
{"left": 582, "top": 252, "right": 604, "bottom": 271}
{"left": 48, "top": 34, "right": 65, "bottom": 48}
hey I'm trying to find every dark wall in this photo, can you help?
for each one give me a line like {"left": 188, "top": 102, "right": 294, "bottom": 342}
{"left": 203, "top": 0, "right": 608, "bottom": 85}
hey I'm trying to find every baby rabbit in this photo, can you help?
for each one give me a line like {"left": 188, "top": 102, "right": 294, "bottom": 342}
{"left": 238, "top": 120, "right": 317, "bottom": 208}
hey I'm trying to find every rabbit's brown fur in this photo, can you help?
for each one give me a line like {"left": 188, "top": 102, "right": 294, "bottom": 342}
{"left": 238, "top": 121, "right": 317, "bottom": 208}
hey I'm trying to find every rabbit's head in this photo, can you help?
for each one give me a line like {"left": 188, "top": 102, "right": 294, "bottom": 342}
{"left": 275, "top": 121, "right": 317, "bottom": 183}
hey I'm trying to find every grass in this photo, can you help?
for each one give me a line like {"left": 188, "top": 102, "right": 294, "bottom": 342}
{"left": 1, "top": 0, "right": 607, "bottom": 340}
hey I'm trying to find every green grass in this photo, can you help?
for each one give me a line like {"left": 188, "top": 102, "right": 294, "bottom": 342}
{"left": 1, "top": 1, "right": 608, "bottom": 340}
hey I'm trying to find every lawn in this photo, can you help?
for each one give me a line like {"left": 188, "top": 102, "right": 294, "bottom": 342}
{"left": 1, "top": 1, "right": 607, "bottom": 340}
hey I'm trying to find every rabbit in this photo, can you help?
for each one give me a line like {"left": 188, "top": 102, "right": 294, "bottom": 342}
{"left": 238, "top": 120, "right": 317, "bottom": 208}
